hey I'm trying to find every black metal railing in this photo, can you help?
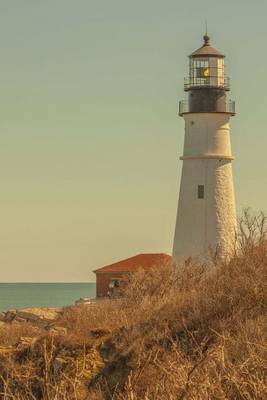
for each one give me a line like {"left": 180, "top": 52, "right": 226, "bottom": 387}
{"left": 178, "top": 100, "right": 235, "bottom": 116}
{"left": 184, "top": 76, "right": 230, "bottom": 91}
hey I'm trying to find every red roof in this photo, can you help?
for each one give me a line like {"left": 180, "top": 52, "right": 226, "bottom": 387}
{"left": 94, "top": 253, "right": 171, "bottom": 274}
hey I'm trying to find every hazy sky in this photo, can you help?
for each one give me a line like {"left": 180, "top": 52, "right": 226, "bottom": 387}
{"left": 0, "top": 0, "right": 266, "bottom": 282}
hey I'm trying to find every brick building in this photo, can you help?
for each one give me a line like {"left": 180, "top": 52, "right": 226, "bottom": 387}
{"left": 94, "top": 253, "right": 171, "bottom": 298}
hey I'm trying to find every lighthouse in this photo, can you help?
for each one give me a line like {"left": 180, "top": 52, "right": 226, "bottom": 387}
{"left": 173, "top": 34, "right": 237, "bottom": 262}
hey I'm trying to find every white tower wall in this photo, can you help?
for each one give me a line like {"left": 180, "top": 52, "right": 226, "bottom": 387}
{"left": 173, "top": 113, "right": 236, "bottom": 261}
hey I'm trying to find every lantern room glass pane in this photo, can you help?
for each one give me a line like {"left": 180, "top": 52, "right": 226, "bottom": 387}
{"left": 190, "top": 58, "right": 209, "bottom": 86}
{"left": 188, "top": 57, "right": 226, "bottom": 88}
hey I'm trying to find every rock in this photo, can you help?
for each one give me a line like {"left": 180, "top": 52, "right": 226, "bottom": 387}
{"left": 14, "top": 316, "right": 29, "bottom": 323}
{"left": 16, "top": 311, "right": 39, "bottom": 322}
{"left": 0, "top": 307, "right": 62, "bottom": 329}
{"left": 0, "top": 312, "right": 6, "bottom": 321}
{"left": 0, "top": 321, "right": 6, "bottom": 329}
{"left": 49, "top": 326, "right": 67, "bottom": 335}
{"left": 4, "top": 310, "right": 17, "bottom": 323}
{"left": 4, "top": 308, "right": 62, "bottom": 328}
{"left": 16, "top": 336, "right": 38, "bottom": 352}
{"left": 16, "top": 308, "right": 60, "bottom": 321}
{"left": 18, "top": 337, "right": 36, "bottom": 346}
{"left": 75, "top": 297, "right": 91, "bottom": 306}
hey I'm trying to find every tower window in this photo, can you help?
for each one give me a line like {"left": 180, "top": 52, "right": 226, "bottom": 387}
{"left": 198, "top": 185, "right": 204, "bottom": 199}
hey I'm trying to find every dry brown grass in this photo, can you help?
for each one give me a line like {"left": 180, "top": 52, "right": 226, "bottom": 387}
{"left": 0, "top": 322, "right": 42, "bottom": 347}
{"left": 0, "top": 210, "right": 266, "bottom": 399}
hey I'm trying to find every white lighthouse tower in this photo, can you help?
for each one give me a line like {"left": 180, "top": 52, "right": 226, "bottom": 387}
{"left": 173, "top": 34, "right": 237, "bottom": 262}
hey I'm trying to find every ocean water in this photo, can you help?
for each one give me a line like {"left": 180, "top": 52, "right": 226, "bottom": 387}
{"left": 0, "top": 283, "right": 96, "bottom": 312}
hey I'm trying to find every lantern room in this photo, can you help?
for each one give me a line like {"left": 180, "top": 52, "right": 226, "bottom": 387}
{"left": 179, "top": 34, "right": 235, "bottom": 115}
{"left": 184, "top": 34, "right": 230, "bottom": 91}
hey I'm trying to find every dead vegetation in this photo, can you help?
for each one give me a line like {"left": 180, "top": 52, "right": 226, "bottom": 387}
{"left": 0, "top": 210, "right": 266, "bottom": 399}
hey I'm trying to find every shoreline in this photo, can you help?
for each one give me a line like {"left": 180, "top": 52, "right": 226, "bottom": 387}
{"left": 0, "top": 307, "right": 63, "bottom": 330}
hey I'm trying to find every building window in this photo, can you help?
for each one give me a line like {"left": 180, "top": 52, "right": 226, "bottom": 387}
{"left": 108, "top": 278, "right": 122, "bottom": 299}
{"left": 109, "top": 279, "right": 120, "bottom": 289}
{"left": 198, "top": 185, "right": 204, "bottom": 199}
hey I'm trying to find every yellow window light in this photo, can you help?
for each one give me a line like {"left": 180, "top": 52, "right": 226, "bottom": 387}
{"left": 203, "top": 68, "right": 209, "bottom": 77}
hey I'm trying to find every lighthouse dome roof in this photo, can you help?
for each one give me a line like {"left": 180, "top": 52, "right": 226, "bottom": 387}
{"left": 190, "top": 35, "right": 225, "bottom": 58}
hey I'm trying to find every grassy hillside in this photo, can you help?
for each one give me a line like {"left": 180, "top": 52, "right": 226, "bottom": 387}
{"left": 0, "top": 211, "right": 266, "bottom": 399}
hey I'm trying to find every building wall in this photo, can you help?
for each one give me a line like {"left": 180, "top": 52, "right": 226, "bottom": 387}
{"left": 96, "top": 272, "right": 127, "bottom": 298}
{"left": 183, "top": 113, "right": 232, "bottom": 158}
{"left": 173, "top": 113, "right": 236, "bottom": 261}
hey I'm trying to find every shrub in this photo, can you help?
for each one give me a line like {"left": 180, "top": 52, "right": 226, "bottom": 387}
{"left": 0, "top": 210, "right": 266, "bottom": 399}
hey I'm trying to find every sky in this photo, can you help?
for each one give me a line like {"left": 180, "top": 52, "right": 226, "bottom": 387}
{"left": 0, "top": 0, "right": 266, "bottom": 282}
